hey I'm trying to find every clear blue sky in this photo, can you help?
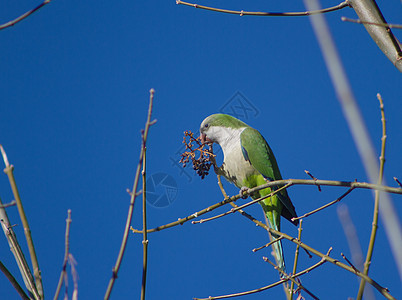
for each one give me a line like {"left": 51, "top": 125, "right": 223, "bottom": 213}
{"left": 1, "top": 1, "right": 401, "bottom": 299}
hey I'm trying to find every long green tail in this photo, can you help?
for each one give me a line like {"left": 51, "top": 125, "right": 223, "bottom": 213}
{"left": 264, "top": 208, "right": 285, "bottom": 275}
{"left": 259, "top": 198, "right": 286, "bottom": 277}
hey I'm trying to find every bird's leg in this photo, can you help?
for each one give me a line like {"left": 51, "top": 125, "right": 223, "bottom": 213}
{"left": 239, "top": 186, "right": 250, "bottom": 199}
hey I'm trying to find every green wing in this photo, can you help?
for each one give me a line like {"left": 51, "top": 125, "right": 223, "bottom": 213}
{"left": 240, "top": 127, "right": 298, "bottom": 225}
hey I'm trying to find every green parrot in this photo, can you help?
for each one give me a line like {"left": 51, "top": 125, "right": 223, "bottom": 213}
{"left": 199, "top": 113, "right": 298, "bottom": 274}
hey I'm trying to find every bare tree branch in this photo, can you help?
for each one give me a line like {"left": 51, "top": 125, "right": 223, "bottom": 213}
{"left": 0, "top": 145, "right": 43, "bottom": 298}
{"left": 262, "top": 256, "right": 319, "bottom": 300}
{"left": 0, "top": 0, "right": 51, "bottom": 31}
{"left": 0, "top": 199, "right": 39, "bottom": 299}
{"left": 348, "top": 0, "right": 402, "bottom": 71}
{"left": 53, "top": 210, "right": 72, "bottom": 300}
{"left": 291, "top": 187, "right": 355, "bottom": 221}
{"left": 192, "top": 183, "right": 292, "bottom": 224}
{"left": 176, "top": 0, "right": 349, "bottom": 17}
{"left": 342, "top": 16, "right": 402, "bottom": 29}
{"left": 104, "top": 89, "right": 156, "bottom": 300}
{"left": 140, "top": 144, "right": 148, "bottom": 300}
{"left": 289, "top": 220, "right": 303, "bottom": 300}
{"left": 337, "top": 204, "right": 375, "bottom": 300}
{"left": 0, "top": 200, "right": 16, "bottom": 209}
{"left": 132, "top": 177, "right": 401, "bottom": 234}
{"left": 0, "top": 259, "right": 30, "bottom": 300}
{"left": 193, "top": 257, "right": 328, "bottom": 300}
{"left": 356, "top": 93, "right": 387, "bottom": 299}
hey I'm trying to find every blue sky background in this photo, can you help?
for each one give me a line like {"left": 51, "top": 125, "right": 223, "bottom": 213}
{"left": 1, "top": 1, "right": 401, "bottom": 299}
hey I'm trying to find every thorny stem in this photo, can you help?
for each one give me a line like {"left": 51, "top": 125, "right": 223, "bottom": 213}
{"left": 104, "top": 89, "right": 156, "bottom": 300}
{"left": 356, "top": 94, "right": 387, "bottom": 299}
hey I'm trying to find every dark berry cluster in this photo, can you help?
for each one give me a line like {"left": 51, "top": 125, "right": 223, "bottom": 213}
{"left": 180, "top": 130, "right": 215, "bottom": 179}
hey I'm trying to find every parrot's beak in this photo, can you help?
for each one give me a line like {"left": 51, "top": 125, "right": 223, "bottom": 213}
{"left": 200, "top": 133, "right": 207, "bottom": 144}
{"left": 200, "top": 133, "right": 212, "bottom": 144}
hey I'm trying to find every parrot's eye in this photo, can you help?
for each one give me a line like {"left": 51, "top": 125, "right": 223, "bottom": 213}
{"left": 204, "top": 123, "right": 209, "bottom": 128}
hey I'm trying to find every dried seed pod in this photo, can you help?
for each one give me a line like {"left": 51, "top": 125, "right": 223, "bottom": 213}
{"left": 179, "top": 130, "right": 215, "bottom": 179}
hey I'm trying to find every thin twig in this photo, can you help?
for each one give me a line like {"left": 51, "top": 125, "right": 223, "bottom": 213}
{"left": 341, "top": 17, "right": 402, "bottom": 29}
{"left": 394, "top": 177, "right": 402, "bottom": 188}
{"left": 193, "top": 255, "right": 328, "bottom": 300}
{"left": 263, "top": 256, "right": 319, "bottom": 300}
{"left": 177, "top": 0, "right": 349, "bottom": 17}
{"left": 104, "top": 89, "right": 156, "bottom": 300}
{"left": 132, "top": 191, "right": 242, "bottom": 234}
{"left": 132, "top": 178, "right": 402, "bottom": 234}
{"left": 290, "top": 220, "right": 303, "bottom": 300}
{"left": 140, "top": 147, "right": 148, "bottom": 300}
{"left": 68, "top": 254, "right": 78, "bottom": 300}
{"left": 341, "top": 253, "right": 359, "bottom": 273}
{"left": 292, "top": 187, "right": 354, "bottom": 222}
{"left": 192, "top": 183, "right": 292, "bottom": 224}
{"left": 0, "top": 145, "right": 43, "bottom": 298}
{"left": 53, "top": 210, "right": 72, "bottom": 300}
{"left": 0, "top": 259, "right": 30, "bottom": 300}
{"left": 357, "top": 93, "right": 387, "bottom": 300}
{"left": 304, "top": 170, "right": 321, "bottom": 191}
{"left": 0, "top": 200, "right": 16, "bottom": 208}
{"left": 348, "top": 0, "right": 402, "bottom": 70}
{"left": 0, "top": 0, "right": 51, "bottom": 30}
{"left": 252, "top": 237, "right": 284, "bottom": 253}
{"left": 0, "top": 198, "right": 38, "bottom": 299}
{"left": 337, "top": 204, "right": 375, "bottom": 299}
{"left": 232, "top": 184, "right": 292, "bottom": 213}
{"left": 216, "top": 175, "right": 230, "bottom": 200}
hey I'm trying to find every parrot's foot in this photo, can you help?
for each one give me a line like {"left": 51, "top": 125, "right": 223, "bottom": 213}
{"left": 239, "top": 186, "right": 250, "bottom": 199}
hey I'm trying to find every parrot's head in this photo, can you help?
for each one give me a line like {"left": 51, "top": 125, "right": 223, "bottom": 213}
{"left": 199, "top": 114, "right": 248, "bottom": 145}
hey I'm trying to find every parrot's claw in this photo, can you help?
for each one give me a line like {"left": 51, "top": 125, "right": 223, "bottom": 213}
{"left": 239, "top": 186, "right": 250, "bottom": 199}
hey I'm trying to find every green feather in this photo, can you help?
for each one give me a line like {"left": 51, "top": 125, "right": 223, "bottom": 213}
{"left": 240, "top": 128, "right": 298, "bottom": 225}
{"left": 240, "top": 127, "right": 298, "bottom": 273}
